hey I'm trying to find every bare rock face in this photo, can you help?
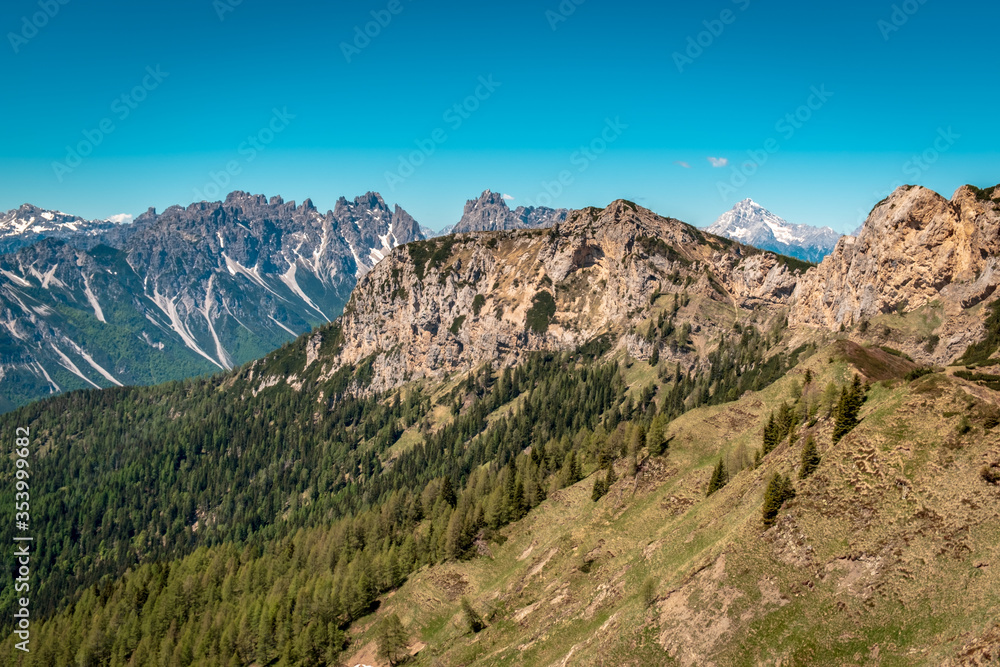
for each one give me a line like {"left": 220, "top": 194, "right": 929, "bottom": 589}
{"left": 789, "top": 184, "right": 1000, "bottom": 362}
{"left": 304, "top": 200, "right": 798, "bottom": 394}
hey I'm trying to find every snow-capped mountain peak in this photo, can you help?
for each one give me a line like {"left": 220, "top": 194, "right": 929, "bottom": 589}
{"left": 706, "top": 199, "right": 841, "bottom": 263}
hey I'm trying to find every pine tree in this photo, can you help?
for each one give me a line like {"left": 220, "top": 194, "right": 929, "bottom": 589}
{"left": 649, "top": 345, "right": 660, "bottom": 367}
{"left": 376, "top": 613, "right": 408, "bottom": 666}
{"left": 762, "top": 413, "right": 779, "bottom": 455}
{"left": 707, "top": 458, "right": 728, "bottom": 496}
{"left": 832, "top": 375, "right": 867, "bottom": 443}
{"left": 591, "top": 475, "right": 607, "bottom": 502}
{"left": 646, "top": 415, "right": 668, "bottom": 456}
{"left": 562, "top": 451, "right": 581, "bottom": 487}
{"left": 799, "top": 435, "right": 820, "bottom": 479}
{"left": 439, "top": 476, "right": 457, "bottom": 508}
{"left": 761, "top": 473, "right": 795, "bottom": 527}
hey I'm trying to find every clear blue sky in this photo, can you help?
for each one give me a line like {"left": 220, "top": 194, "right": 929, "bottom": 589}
{"left": 1, "top": 0, "right": 997, "bottom": 232}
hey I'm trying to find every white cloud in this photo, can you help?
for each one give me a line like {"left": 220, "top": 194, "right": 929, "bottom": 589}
{"left": 105, "top": 213, "right": 134, "bottom": 224}
{"left": 707, "top": 157, "right": 729, "bottom": 168}
{"left": 502, "top": 193, "right": 515, "bottom": 200}
{"left": 674, "top": 161, "right": 691, "bottom": 169}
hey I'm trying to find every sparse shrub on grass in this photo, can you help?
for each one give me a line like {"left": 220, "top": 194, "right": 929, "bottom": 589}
{"left": 954, "top": 369, "right": 1000, "bottom": 391}
{"left": 640, "top": 577, "right": 658, "bottom": 608}
{"left": 880, "top": 346, "right": 913, "bottom": 361}
{"left": 957, "top": 415, "right": 972, "bottom": 436}
{"left": 905, "top": 367, "right": 933, "bottom": 382}
{"left": 981, "top": 464, "right": 1000, "bottom": 485}
{"left": 461, "top": 597, "right": 485, "bottom": 634}
{"left": 924, "top": 334, "right": 940, "bottom": 352}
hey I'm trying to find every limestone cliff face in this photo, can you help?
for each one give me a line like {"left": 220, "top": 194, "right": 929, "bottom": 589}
{"left": 296, "top": 200, "right": 798, "bottom": 394}
{"left": 789, "top": 184, "right": 1000, "bottom": 362}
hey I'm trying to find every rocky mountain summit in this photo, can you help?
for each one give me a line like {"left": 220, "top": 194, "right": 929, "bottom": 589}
{"left": 789, "top": 184, "right": 1000, "bottom": 363}
{"left": 0, "top": 191, "right": 424, "bottom": 410}
{"left": 0, "top": 204, "right": 125, "bottom": 254}
{"left": 707, "top": 198, "right": 841, "bottom": 263}
{"left": 271, "top": 199, "right": 800, "bottom": 396}
{"left": 448, "top": 190, "right": 569, "bottom": 235}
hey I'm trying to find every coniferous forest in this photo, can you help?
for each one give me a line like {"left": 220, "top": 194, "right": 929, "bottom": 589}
{"left": 0, "top": 315, "right": 818, "bottom": 665}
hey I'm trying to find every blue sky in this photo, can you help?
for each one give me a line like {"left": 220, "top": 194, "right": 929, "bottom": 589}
{"left": 1, "top": 0, "right": 997, "bottom": 232}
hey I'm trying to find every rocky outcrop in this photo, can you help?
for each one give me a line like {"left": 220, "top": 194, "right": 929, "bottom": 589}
{"left": 451, "top": 190, "right": 568, "bottom": 234}
{"left": 789, "top": 184, "right": 1000, "bottom": 362}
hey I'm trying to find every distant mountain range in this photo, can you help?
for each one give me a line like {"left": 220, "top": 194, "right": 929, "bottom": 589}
{"left": 0, "top": 204, "right": 128, "bottom": 254}
{"left": 0, "top": 191, "right": 421, "bottom": 411}
{"left": 706, "top": 198, "right": 841, "bottom": 263}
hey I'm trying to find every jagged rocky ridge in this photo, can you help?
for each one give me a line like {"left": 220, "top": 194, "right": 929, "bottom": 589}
{"left": 443, "top": 189, "right": 569, "bottom": 235}
{"left": 0, "top": 191, "right": 423, "bottom": 410}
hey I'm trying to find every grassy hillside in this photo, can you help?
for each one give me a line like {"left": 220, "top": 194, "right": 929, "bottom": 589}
{"left": 338, "top": 343, "right": 1000, "bottom": 666}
